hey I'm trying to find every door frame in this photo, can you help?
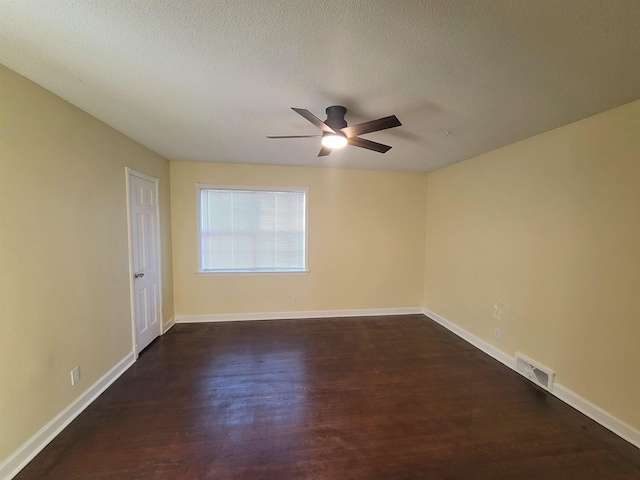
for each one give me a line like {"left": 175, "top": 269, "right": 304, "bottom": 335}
{"left": 125, "top": 167, "right": 163, "bottom": 358}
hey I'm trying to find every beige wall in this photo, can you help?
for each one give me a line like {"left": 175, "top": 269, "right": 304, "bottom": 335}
{"left": 0, "top": 65, "right": 174, "bottom": 461}
{"left": 2, "top": 58, "right": 638, "bottom": 468}
{"left": 171, "top": 161, "right": 427, "bottom": 316}
{"left": 424, "top": 100, "right": 640, "bottom": 428}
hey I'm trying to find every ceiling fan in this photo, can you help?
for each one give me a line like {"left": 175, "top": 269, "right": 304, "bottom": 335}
{"left": 267, "top": 106, "right": 402, "bottom": 157}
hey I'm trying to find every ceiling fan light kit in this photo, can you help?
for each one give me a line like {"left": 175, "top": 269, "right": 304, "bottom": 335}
{"left": 321, "top": 133, "right": 347, "bottom": 149}
{"left": 268, "top": 105, "right": 402, "bottom": 157}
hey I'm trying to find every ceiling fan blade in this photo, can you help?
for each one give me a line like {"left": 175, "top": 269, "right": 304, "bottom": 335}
{"left": 340, "top": 115, "right": 402, "bottom": 138}
{"left": 347, "top": 136, "right": 392, "bottom": 154}
{"left": 267, "top": 135, "right": 322, "bottom": 138}
{"left": 318, "top": 145, "right": 332, "bottom": 157}
{"left": 292, "top": 108, "right": 336, "bottom": 134}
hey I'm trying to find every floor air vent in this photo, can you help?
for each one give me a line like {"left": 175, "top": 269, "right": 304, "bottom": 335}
{"left": 515, "top": 353, "right": 555, "bottom": 392}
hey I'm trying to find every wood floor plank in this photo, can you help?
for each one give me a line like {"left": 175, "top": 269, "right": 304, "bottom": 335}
{"left": 14, "top": 315, "right": 640, "bottom": 479}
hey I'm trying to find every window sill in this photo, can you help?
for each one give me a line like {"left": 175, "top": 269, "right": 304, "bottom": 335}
{"left": 197, "top": 270, "right": 310, "bottom": 277}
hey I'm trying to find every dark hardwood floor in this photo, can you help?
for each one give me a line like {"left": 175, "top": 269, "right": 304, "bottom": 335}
{"left": 15, "top": 315, "right": 640, "bottom": 479}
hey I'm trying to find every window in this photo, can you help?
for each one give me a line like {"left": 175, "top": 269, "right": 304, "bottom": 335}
{"left": 199, "top": 185, "right": 308, "bottom": 274}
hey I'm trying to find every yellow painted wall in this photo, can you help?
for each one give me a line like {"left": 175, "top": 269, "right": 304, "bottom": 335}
{"left": 0, "top": 65, "right": 174, "bottom": 461}
{"left": 2, "top": 58, "right": 638, "bottom": 469}
{"left": 171, "top": 161, "right": 427, "bottom": 315}
{"left": 424, "top": 100, "right": 640, "bottom": 428}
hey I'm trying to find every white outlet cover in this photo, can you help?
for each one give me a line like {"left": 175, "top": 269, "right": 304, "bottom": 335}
{"left": 71, "top": 367, "right": 80, "bottom": 385}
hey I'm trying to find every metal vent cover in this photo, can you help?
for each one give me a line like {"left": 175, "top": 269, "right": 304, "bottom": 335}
{"left": 515, "top": 353, "right": 555, "bottom": 392}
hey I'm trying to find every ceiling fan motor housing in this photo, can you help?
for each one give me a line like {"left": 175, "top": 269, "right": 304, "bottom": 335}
{"left": 324, "top": 105, "right": 348, "bottom": 130}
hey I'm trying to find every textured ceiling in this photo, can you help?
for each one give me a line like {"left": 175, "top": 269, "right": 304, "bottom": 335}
{"left": 1, "top": 1, "right": 639, "bottom": 172}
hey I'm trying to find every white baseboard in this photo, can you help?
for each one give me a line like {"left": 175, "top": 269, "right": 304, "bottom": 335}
{"left": 162, "top": 316, "right": 176, "bottom": 334}
{"left": 0, "top": 352, "right": 136, "bottom": 480}
{"left": 422, "top": 308, "right": 639, "bottom": 449}
{"left": 424, "top": 308, "right": 514, "bottom": 368}
{"left": 176, "top": 307, "right": 423, "bottom": 324}
{"left": 553, "top": 384, "right": 640, "bottom": 448}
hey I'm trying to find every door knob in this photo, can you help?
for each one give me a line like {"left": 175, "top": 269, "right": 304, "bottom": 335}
{"left": 134, "top": 272, "right": 145, "bottom": 278}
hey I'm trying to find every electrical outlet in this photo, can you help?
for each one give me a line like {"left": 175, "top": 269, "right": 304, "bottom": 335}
{"left": 71, "top": 366, "right": 80, "bottom": 385}
{"left": 292, "top": 296, "right": 298, "bottom": 304}
{"left": 494, "top": 328, "right": 501, "bottom": 339}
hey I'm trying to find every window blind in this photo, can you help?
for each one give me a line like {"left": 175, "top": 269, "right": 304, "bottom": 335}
{"left": 200, "top": 187, "right": 307, "bottom": 273}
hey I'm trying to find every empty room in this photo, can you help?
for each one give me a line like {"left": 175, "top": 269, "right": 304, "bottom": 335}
{"left": 1, "top": 1, "right": 639, "bottom": 479}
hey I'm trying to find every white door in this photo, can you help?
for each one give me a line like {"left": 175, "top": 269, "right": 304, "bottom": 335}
{"left": 128, "top": 170, "right": 162, "bottom": 355}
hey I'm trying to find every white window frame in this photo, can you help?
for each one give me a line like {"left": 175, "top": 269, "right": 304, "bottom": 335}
{"left": 197, "top": 183, "right": 309, "bottom": 276}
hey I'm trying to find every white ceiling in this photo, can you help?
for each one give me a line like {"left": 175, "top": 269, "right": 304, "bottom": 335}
{"left": 1, "top": 1, "right": 639, "bottom": 172}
